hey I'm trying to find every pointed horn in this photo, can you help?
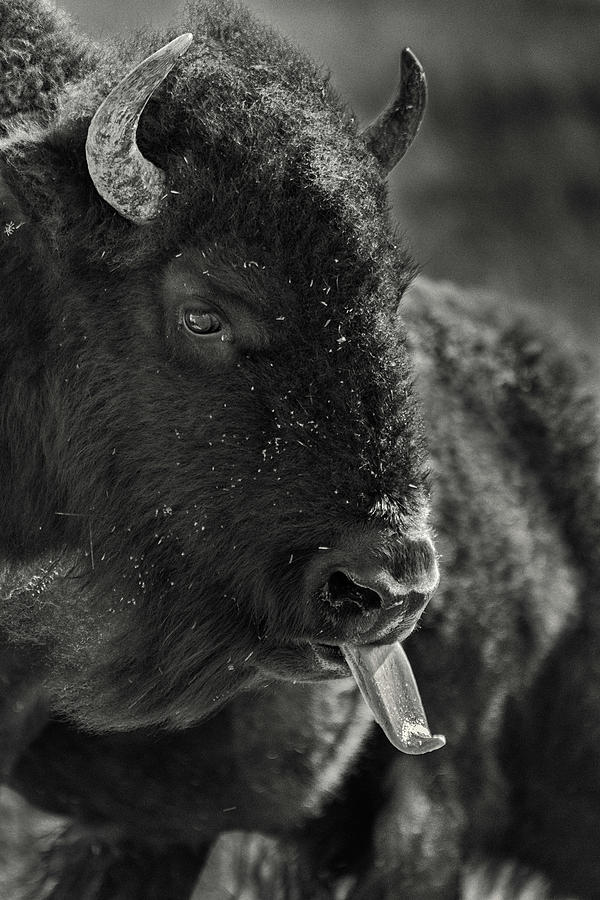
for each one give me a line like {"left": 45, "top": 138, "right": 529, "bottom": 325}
{"left": 361, "top": 48, "right": 427, "bottom": 175}
{"left": 86, "top": 33, "right": 193, "bottom": 225}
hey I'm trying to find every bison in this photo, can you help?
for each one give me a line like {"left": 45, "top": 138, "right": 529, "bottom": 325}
{"left": 1, "top": 1, "right": 600, "bottom": 897}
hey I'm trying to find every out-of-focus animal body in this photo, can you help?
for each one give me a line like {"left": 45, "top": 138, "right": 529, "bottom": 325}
{"left": 1, "top": 2, "right": 599, "bottom": 898}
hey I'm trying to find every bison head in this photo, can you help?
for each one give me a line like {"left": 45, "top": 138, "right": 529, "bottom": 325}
{"left": 0, "top": 0, "right": 440, "bottom": 752}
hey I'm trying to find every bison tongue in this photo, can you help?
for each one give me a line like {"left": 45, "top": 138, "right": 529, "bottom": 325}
{"left": 341, "top": 641, "right": 446, "bottom": 755}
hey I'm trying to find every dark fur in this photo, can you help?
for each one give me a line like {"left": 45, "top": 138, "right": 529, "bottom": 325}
{"left": 1, "top": 2, "right": 600, "bottom": 898}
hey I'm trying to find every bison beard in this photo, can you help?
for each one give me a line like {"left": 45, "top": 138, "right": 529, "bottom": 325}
{"left": 2, "top": 2, "right": 600, "bottom": 899}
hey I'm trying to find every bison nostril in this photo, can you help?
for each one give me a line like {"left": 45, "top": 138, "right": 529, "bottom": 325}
{"left": 325, "top": 571, "right": 382, "bottom": 613}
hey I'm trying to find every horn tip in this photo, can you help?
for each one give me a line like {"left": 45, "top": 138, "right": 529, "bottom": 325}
{"left": 169, "top": 33, "right": 194, "bottom": 56}
{"left": 400, "top": 47, "right": 425, "bottom": 78}
{"left": 400, "top": 46, "right": 427, "bottom": 107}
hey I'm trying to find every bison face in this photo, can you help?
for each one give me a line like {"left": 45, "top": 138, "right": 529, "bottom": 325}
{"left": 27, "top": 238, "right": 437, "bottom": 736}
{"left": 0, "top": 5, "right": 440, "bottom": 751}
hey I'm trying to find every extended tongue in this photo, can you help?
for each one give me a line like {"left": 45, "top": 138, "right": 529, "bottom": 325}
{"left": 341, "top": 641, "right": 446, "bottom": 755}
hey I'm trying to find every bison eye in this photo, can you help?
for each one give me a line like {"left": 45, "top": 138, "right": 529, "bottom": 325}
{"left": 182, "top": 309, "right": 223, "bottom": 336}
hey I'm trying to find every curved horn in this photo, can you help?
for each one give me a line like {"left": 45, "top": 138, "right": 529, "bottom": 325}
{"left": 361, "top": 48, "right": 427, "bottom": 175}
{"left": 86, "top": 33, "right": 193, "bottom": 225}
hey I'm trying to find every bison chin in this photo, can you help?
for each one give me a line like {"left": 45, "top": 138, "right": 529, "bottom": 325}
{"left": 18, "top": 542, "right": 442, "bottom": 755}
{"left": 257, "top": 629, "right": 444, "bottom": 756}
{"left": 48, "top": 611, "right": 444, "bottom": 757}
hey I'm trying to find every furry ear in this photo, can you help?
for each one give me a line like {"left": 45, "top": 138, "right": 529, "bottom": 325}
{"left": 0, "top": 172, "right": 29, "bottom": 245}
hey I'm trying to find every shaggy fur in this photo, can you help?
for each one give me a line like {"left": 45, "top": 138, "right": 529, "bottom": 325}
{"left": 0, "top": 0, "right": 92, "bottom": 129}
{"left": 1, "top": 1, "right": 600, "bottom": 898}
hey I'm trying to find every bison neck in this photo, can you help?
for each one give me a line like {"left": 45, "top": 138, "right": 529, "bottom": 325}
{"left": 11, "top": 679, "right": 373, "bottom": 843}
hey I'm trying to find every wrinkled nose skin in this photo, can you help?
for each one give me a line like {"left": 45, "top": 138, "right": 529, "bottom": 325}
{"left": 304, "top": 533, "right": 439, "bottom": 645}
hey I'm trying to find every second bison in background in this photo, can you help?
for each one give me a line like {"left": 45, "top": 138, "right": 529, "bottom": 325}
{"left": 1, "top": 1, "right": 600, "bottom": 898}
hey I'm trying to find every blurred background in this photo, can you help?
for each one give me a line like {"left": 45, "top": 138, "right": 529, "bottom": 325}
{"left": 60, "top": 0, "right": 599, "bottom": 341}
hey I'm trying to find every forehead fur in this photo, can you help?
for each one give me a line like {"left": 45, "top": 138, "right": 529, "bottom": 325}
{"left": 2, "top": 0, "right": 415, "bottom": 309}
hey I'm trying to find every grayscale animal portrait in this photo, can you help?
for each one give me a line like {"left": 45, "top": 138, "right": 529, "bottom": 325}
{"left": 0, "top": 1, "right": 599, "bottom": 898}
